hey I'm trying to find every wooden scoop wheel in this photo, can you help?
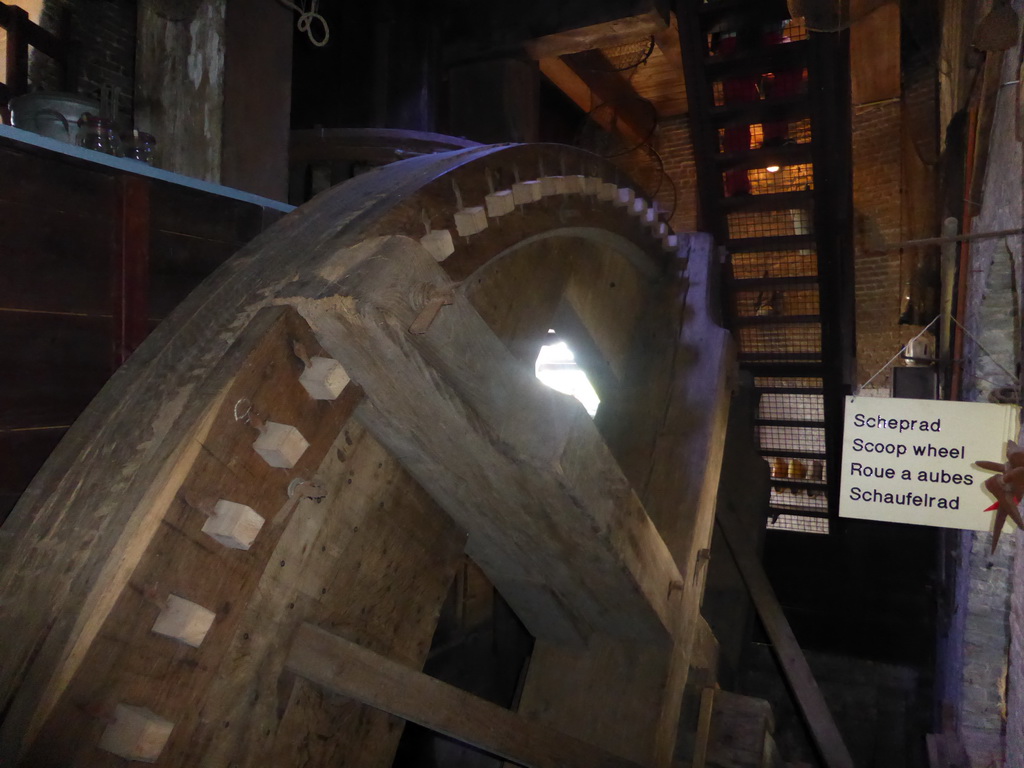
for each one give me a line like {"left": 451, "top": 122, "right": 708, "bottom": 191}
{"left": 0, "top": 144, "right": 732, "bottom": 767}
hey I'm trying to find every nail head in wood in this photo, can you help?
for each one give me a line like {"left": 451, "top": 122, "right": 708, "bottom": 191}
{"left": 253, "top": 421, "right": 310, "bottom": 468}
{"left": 299, "top": 356, "right": 351, "bottom": 400}
{"left": 151, "top": 594, "right": 216, "bottom": 647}
{"left": 419, "top": 229, "right": 456, "bottom": 262}
{"left": 201, "top": 499, "right": 266, "bottom": 550}
{"left": 454, "top": 206, "right": 488, "bottom": 237}
{"left": 98, "top": 704, "right": 174, "bottom": 762}
{"left": 512, "top": 180, "right": 542, "bottom": 205}
{"left": 485, "top": 189, "right": 515, "bottom": 218}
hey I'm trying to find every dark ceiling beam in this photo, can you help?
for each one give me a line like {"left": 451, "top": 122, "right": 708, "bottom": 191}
{"left": 538, "top": 55, "right": 651, "bottom": 148}
{"left": 524, "top": 8, "right": 668, "bottom": 59}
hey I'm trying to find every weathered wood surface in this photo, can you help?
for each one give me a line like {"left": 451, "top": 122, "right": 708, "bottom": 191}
{"left": 508, "top": 234, "right": 733, "bottom": 768}
{"left": 717, "top": 503, "right": 855, "bottom": 768}
{"left": 287, "top": 622, "right": 647, "bottom": 768}
{"left": 0, "top": 142, "right": 726, "bottom": 765}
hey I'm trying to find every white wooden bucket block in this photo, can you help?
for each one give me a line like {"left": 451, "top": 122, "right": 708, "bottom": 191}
{"left": 485, "top": 189, "right": 515, "bottom": 217}
{"left": 655, "top": 221, "right": 668, "bottom": 237}
{"left": 512, "top": 180, "right": 542, "bottom": 205}
{"left": 539, "top": 176, "right": 561, "bottom": 197}
{"left": 253, "top": 422, "right": 309, "bottom": 468}
{"left": 454, "top": 206, "right": 488, "bottom": 236}
{"left": 629, "top": 198, "right": 648, "bottom": 217}
{"left": 151, "top": 594, "right": 216, "bottom": 647}
{"left": 98, "top": 705, "right": 174, "bottom": 763}
{"left": 643, "top": 206, "right": 658, "bottom": 225}
{"left": 202, "top": 499, "right": 266, "bottom": 550}
{"left": 420, "top": 229, "right": 455, "bottom": 262}
{"left": 663, "top": 233, "right": 680, "bottom": 252}
{"left": 556, "top": 175, "right": 585, "bottom": 194}
{"left": 614, "top": 187, "right": 635, "bottom": 207}
{"left": 584, "top": 176, "right": 603, "bottom": 195}
{"left": 299, "top": 356, "right": 350, "bottom": 400}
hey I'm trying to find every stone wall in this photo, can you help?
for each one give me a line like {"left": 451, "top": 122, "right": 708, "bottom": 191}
{"left": 953, "top": 14, "right": 1024, "bottom": 766}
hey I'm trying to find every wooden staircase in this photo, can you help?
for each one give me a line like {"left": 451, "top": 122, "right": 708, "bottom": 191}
{"left": 676, "top": 0, "right": 855, "bottom": 529}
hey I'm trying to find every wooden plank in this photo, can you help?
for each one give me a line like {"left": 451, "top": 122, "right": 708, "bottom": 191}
{"left": 538, "top": 57, "right": 650, "bottom": 147}
{"left": 221, "top": 0, "right": 293, "bottom": 201}
{"left": 4, "top": 4, "right": 28, "bottom": 95}
{"left": 524, "top": 8, "right": 668, "bottom": 59}
{"left": 286, "top": 622, "right": 647, "bottom": 768}
{"left": 850, "top": 4, "right": 900, "bottom": 105}
{"left": 691, "top": 688, "right": 715, "bottom": 768}
{"left": 181, "top": 424, "right": 462, "bottom": 767}
{"left": 716, "top": 503, "right": 855, "bottom": 768}
{"left": 114, "top": 175, "right": 151, "bottom": 366}
{"left": 296, "top": 235, "right": 682, "bottom": 647}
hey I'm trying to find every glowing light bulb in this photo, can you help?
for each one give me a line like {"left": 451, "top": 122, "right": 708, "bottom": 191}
{"left": 766, "top": 165, "right": 780, "bottom": 173}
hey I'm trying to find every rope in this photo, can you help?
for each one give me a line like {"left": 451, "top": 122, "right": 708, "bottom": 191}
{"left": 279, "top": 0, "right": 330, "bottom": 47}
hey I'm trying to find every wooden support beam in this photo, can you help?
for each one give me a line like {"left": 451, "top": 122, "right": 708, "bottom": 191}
{"left": 652, "top": 12, "right": 684, "bottom": 73}
{"left": 525, "top": 9, "right": 668, "bottom": 60}
{"left": 286, "top": 622, "right": 646, "bottom": 768}
{"left": 538, "top": 57, "right": 650, "bottom": 148}
{"left": 113, "top": 175, "right": 150, "bottom": 366}
{"left": 294, "top": 235, "right": 682, "bottom": 648}
{"left": 4, "top": 4, "right": 29, "bottom": 96}
{"left": 716, "top": 504, "right": 855, "bottom": 768}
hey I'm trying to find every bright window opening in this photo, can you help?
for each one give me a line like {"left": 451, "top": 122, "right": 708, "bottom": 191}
{"left": 535, "top": 338, "right": 600, "bottom": 417}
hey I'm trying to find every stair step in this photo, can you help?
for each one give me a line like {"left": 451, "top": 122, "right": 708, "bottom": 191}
{"left": 742, "top": 362, "right": 827, "bottom": 377}
{"left": 769, "top": 477, "right": 828, "bottom": 491}
{"left": 710, "top": 95, "right": 809, "bottom": 128}
{"left": 727, "top": 234, "right": 816, "bottom": 252}
{"left": 734, "top": 314, "right": 820, "bottom": 326}
{"left": 731, "top": 274, "right": 819, "bottom": 290}
{"left": 755, "top": 418, "right": 826, "bottom": 428}
{"left": 753, "top": 385, "right": 824, "bottom": 395}
{"left": 720, "top": 189, "right": 813, "bottom": 213}
{"left": 767, "top": 505, "right": 829, "bottom": 518}
{"left": 741, "top": 354, "right": 819, "bottom": 370}
{"left": 759, "top": 448, "right": 827, "bottom": 460}
{"left": 705, "top": 40, "right": 810, "bottom": 79}
{"left": 715, "top": 141, "right": 813, "bottom": 172}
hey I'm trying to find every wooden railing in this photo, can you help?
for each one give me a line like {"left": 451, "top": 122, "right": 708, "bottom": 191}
{"left": 0, "top": 1, "right": 76, "bottom": 118}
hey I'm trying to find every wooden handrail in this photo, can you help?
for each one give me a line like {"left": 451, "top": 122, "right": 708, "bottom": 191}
{"left": 0, "top": 0, "right": 72, "bottom": 99}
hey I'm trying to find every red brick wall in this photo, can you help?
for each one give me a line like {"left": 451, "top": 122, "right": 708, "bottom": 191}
{"left": 612, "top": 116, "right": 698, "bottom": 235}
{"left": 852, "top": 100, "right": 905, "bottom": 389}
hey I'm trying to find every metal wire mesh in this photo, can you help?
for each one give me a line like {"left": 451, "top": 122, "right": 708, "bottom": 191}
{"left": 731, "top": 249, "right": 818, "bottom": 281}
{"left": 748, "top": 163, "right": 814, "bottom": 194}
{"left": 767, "top": 513, "right": 829, "bottom": 533}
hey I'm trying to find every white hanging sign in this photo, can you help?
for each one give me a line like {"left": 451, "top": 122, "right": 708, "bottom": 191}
{"left": 839, "top": 396, "right": 1020, "bottom": 531}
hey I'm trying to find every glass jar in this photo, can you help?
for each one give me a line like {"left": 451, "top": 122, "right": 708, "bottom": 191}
{"left": 77, "top": 113, "right": 123, "bottom": 157}
{"left": 124, "top": 130, "right": 157, "bottom": 165}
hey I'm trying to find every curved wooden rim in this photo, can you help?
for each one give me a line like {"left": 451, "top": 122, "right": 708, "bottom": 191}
{"left": 0, "top": 143, "right": 725, "bottom": 767}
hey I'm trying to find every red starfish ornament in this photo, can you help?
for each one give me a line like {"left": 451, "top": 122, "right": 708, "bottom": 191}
{"left": 975, "top": 440, "right": 1024, "bottom": 551}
